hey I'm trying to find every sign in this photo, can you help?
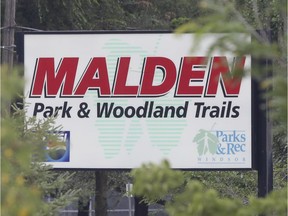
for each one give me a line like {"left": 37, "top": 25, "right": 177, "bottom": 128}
{"left": 24, "top": 32, "right": 252, "bottom": 169}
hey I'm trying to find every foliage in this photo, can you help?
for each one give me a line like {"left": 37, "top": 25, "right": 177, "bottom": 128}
{"left": 14, "top": 0, "right": 204, "bottom": 31}
{"left": 10, "top": 0, "right": 287, "bottom": 214}
{"left": 132, "top": 161, "right": 287, "bottom": 216}
{"left": 26, "top": 164, "right": 79, "bottom": 215}
{"left": 107, "top": 171, "right": 131, "bottom": 193}
{"left": 132, "top": 160, "right": 184, "bottom": 203}
{"left": 132, "top": 1, "right": 287, "bottom": 215}
{"left": 66, "top": 171, "right": 96, "bottom": 204}
{"left": 175, "top": 0, "right": 287, "bottom": 196}
{"left": 166, "top": 180, "right": 241, "bottom": 216}
{"left": 176, "top": 0, "right": 287, "bottom": 129}
{"left": 1, "top": 66, "right": 79, "bottom": 215}
{"left": 1, "top": 66, "right": 41, "bottom": 216}
{"left": 183, "top": 171, "right": 257, "bottom": 202}
{"left": 15, "top": 0, "right": 100, "bottom": 30}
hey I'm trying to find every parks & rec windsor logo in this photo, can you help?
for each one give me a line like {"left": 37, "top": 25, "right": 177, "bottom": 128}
{"left": 193, "top": 125, "right": 247, "bottom": 165}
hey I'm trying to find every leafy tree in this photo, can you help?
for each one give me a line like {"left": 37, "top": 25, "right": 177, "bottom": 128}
{"left": 67, "top": 170, "right": 131, "bottom": 216}
{"left": 1, "top": 66, "right": 41, "bottom": 216}
{"left": 132, "top": 161, "right": 287, "bottom": 216}
{"left": 1, "top": 67, "right": 79, "bottom": 215}
{"left": 92, "top": 0, "right": 127, "bottom": 30}
{"left": 176, "top": 0, "right": 287, "bottom": 192}
{"left": 183, "top": 171, "right": 258, "bottom": 202}
{"left": 118, "top": 0, "right": 203, "bottom": 30}
{"left": 15, "top": 0, "right": 100, "bottom": 30}
{"left": 13, "top": 0, "right": 205, "bottom": 31}
{"left": 177, "top": 0, "right": 286, "bottom": 128}
{"left": 131, "top": 0, "right": 286, "bottom": 214}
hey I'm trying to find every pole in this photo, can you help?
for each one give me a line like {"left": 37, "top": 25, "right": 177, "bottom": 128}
{"left": 257, "top": 71, "right": 273, "bottom": 197}
{"left": 1, "top": 0, "right": 16, "bottom": 116}
{"left": 126, "top": 183, "right": 133, "bottom": 216}
{"left": 128, "top": 193, "right": 132, "bottom": 216}
{"left": 254, "top": 56, "right": 273, "bottom": 197}
{"left": 255, "top": 30, "right": 273, "bottom": 197}
{"left": 2, "top": 0, "right": 16, "bottom": 67}
{"left": 95, "top": 171, "right": 108, "bottom": 216}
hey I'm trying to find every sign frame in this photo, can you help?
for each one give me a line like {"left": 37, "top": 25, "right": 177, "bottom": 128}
{"left": 19, "top": 30, "right": 257, "bottom": 170}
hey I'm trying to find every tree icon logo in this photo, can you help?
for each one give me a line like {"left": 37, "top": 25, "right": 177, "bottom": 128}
{"left": 193, "top": 129, "right": 219, "bottom": 156}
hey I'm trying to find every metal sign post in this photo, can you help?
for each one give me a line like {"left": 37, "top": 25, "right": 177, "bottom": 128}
{"left": 253, "top": 58, "right": 273, "bottom": 197}
{"left": 126, "top": 183, "right": 133, "bottom": 216}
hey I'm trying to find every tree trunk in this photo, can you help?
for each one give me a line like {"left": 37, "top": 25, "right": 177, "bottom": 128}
{"left": 95, "top": 171, "right": 108, "bottom": 216}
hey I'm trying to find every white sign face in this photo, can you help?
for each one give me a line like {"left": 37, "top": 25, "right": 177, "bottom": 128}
{"left": 24, "top": 32, "right": 252, "bottom": 169}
